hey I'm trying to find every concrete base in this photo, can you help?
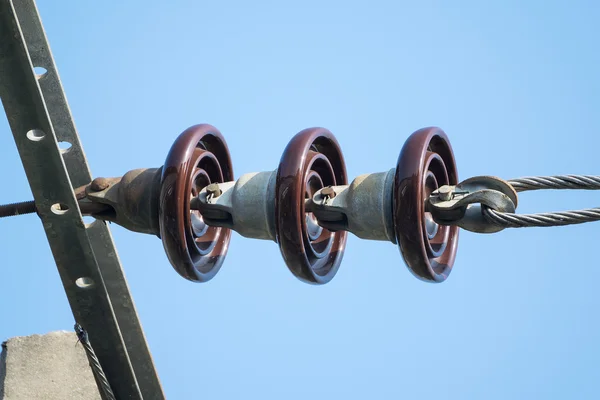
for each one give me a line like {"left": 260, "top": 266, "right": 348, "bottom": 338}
{"left": 0, "top": 331, "right": 101, "bottom": 400}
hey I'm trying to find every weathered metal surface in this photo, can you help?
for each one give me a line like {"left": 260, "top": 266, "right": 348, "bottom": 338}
{"left": 307, "top": 169, "right": 396, "bottom": 242}
{"left": 85, "top": 168, "right": 163, "bottom": 236}
{"left": 393, "top": 127, "right": 459, "bottom": 283}
{"left": 0, "top": 201, "right": 37, "bottom": 218}
{"left": 196, "top": 171, "right": 278, "bottom": 241}
{"left": 0, "top": 0, "right": 165, "bottom": 398}
{"left": 0, "top": 186, "right": 110, "bottom": 219}
{"left": 428, "top": 176, "right": 517, "bottom": 234}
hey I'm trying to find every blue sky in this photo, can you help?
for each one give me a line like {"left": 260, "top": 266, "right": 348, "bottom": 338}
{"left": 1, "top": 0, "right": 599, "bottom": 398}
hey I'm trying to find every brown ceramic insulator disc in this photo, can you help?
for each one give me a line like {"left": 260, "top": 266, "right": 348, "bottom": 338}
{"left": 393, "top": 127, "right": 459, "bottom": 283}
{"left": 159, "top": 124, "right": 234, "bottom": 282}
{"left": 275, "top": 128, "right": 348, "bottom": 284}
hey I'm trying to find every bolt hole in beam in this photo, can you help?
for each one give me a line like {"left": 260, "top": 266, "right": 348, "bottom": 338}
{"left": 51, "top": 203, "right": 69, "bottom": 215}
{"left": 75, "top": 277, "right": 95, "bottom": 289}
{"left": 26, "top": 128, "right": 45, "bottom": 141}
{"left": 33, "top": 66, "right": 47, "bottom": 78}
{"left": 58, "top": 141, "right": 72, "bottom": 154}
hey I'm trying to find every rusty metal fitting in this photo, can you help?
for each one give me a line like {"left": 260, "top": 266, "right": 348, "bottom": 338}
{"left": 0, "top": 201, "right": 36, "bottom": 218}
{"left": 90, "top": 177, "right": 110, "bottom": 192}
{"left": 85, "top": 169, "right": 163, "bottom": 236}
{"left": 0, "top": 124, "right": 234, "bottom": 284}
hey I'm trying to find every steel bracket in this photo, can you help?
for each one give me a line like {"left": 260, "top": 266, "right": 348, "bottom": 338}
{"left": 0, "top": 0, "right": 165, "bottom": 398}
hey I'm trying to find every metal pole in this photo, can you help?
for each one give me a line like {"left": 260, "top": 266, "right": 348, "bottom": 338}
{"left": 0, "top": 0, "right": 165, "bottom": 398}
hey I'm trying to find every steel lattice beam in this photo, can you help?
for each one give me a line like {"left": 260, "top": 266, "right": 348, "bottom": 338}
{"left": 0, "top": 0, "right": 165, "bottom": 398}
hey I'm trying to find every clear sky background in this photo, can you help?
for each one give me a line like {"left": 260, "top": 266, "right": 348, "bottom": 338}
{"left": 1, "top": 0, "right": 599, "bottom": 398}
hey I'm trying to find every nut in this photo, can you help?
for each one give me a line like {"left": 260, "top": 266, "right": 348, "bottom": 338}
{"left": 437, "top": 185, "right": 453, "bottom": 201}
{"left": 321, "top": 186, "right": 336, "bottom": 199}
{"left": 206, "top": 183, "right": 222, "bottom": 198}
{"left": 90, "top": 177, "right": 110, "bottom": 192}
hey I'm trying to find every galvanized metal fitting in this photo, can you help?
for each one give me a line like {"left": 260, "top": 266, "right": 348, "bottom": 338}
{"left": 437, "top": 185, "right": 453, "bottom": 201}
{"left": 321, "top": 186, "right": 336, "bottom": 199}
{"left": 427, "top": 176, "right": 518, "bottom": 233}
{"left": 306, "top": 169, "right": 396, "bottom": 242}
{"left": 194, "top": 171, "right": 278, "bottom": 240}
{"left": 206, "top": 183, "right": 222, "bottom": 198}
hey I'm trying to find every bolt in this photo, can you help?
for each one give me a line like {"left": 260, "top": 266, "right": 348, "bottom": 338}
{"left": 321, "top": 186, "right": 336, "bottom": 199}
{"left": 90, "top": 177, "right": 110, "bottom": 192}
{"left": 206, "top": 183, "right": 222, "bottom": 198}
{"left": 0, "top": 201, "right": 36, "bottom": 218}
{"left": 438, "top": 185, "right": 453, "bottom": 201}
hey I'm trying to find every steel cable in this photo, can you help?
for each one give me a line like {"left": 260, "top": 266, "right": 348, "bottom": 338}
{"left": 483, "top": 175, "right": 600, "bottom": 228}
{"left": 75, "top": 324, "right": 117, "bottom": 400}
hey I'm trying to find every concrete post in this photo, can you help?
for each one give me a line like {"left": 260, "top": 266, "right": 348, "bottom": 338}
{"left": 0, "top": 331, "right": 101, "bottom": 400}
